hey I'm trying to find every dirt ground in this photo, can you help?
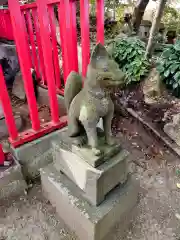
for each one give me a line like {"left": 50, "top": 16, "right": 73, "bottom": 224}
{"left": 9, "top": 92, "right": 52, "bottom": 131}
{"left": 115, "top": 83, "right": 180, "bottom": 145}
{"left": 1, "top": 114, "right": 180, "bottom": 240}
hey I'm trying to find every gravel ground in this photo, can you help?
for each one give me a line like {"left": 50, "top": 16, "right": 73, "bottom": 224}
{"left": 1, "top": 115, "right": 180, "bottom": 240}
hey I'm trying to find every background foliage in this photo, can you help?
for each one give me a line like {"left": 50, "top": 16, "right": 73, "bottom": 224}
{"left": 156, "top": 40, "right": 180, "bottom": 97}
{"left": 111, "top": 36, "right": 150, "bottom": 84}
{"left": 162, "top": 5, "right": 180, "bottom": 34}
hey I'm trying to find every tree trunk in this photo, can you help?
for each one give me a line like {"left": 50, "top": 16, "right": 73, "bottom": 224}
{"left": 145, "top": 0, "right": 167, "bottom": 58}
{"left": 112, "top": 0, "right": 116, "bottom": 20}
{"left": 132, "top": 0, "right": 149, "bottom": 33}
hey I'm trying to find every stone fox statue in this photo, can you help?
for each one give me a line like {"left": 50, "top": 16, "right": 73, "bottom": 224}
{"left": 64, "top": 43, "right": 125, "bottom": 155}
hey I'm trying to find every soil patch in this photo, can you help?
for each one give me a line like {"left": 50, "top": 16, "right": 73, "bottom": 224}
{"left": 114, "top": 84, "right": 180, "bottom": 151}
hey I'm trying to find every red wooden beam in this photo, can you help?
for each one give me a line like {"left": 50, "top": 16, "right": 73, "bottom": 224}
{"left": 63, "top": 0, "right": 73, "bottom": 78}
{"left": 20, "top": 2, "right": 37, "bottom": 10}
{"left": 48, "top": 5, "right": 61, "bottom": 88}
{"left": 69, "top": 0, "right": 78, "bottom": 72}
{"left": 8, "top": 0, "right": 41, "bottom": 131}
{"left": 36, "top": 0, "right": 60, "bottom": 124}
{"left": 31, "top": 8, "right": 46, "bottom": 84}
{"left": 96, "top": 0, "right": 104, "bottom": 44}
{"left": 57, "top": 0, "right": 68, "bottom": 82}
{"left": 0, "top": 144, "right": 5, "bottom": 165}
{"left": 26, "top": 9, "right": 40, "bottom": 79}
{"left": 9, "top": 117, "right": 67, "bottom": 148}
{"left": 0, "top": 66, "right": 18, "bottom": 141}
{"left": 47, "top": 0, "right": 60, "bottom": 5}
{"left": 80, "top": 0, "right": 90, "bottom": 77}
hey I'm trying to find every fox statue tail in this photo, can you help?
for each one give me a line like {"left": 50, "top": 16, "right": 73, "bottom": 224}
{"left": 64, "top": 71, "right": 83, "bottom": 111}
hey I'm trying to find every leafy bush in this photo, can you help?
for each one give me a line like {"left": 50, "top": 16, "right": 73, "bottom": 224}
{"left": 111, "top": 36, "right": 150, "bottom": 85}
{"left": 156, "top": 40, "right": 180, "bottom": 97}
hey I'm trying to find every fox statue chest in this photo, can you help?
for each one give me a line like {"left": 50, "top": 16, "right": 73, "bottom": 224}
{"left": 79, "top": 90, "right": 111, "bottom": 120}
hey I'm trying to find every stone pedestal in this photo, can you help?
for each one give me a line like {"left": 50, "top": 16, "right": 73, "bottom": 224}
{"left": 0, "top": 156, "right": 27, "bottom": 200}
{"left": 40, "top": 128, "right": 139, "bottom": 240}
{"left": 164, "top": 113, "right": 180, "bottom": 147}
{"left": 52, "top": 140, "right": 128, "bottom": 206}
{"left": 41, "top": 165, "right": 138, "bottom": 240}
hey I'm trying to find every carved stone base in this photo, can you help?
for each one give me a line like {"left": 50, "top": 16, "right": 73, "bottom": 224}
{"left": 52, "top": 136, "right": 128, "bottom": 205}
{"left": 164, "top": 113, "right": 180, "bottom": 147}
{"left": 40, "top": 164, "right": 139, "bottom": 240}
{"left": 55, "top": 127, "right": 121, "bottom": 167}
{"left": 164, "top": 123, "right": 180, "bottom": 146}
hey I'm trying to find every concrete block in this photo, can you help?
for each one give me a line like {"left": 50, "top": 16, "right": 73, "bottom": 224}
{"left": 40, "top": 164, "right": 139, "bottom": 240}
{"left": 53, "top": 143, "right": 128, "bottom": 205}
{"left": 37, "top": 86, "right": 66, "bottom": 117}
{"left": 0, "top": 115, "right": 22, "bottom": 139}
{"left": 0, "top": 157, "right": 27, "bottom": 200}
{"left": 10, "top": 128, "right": 65, "bottom": 179}
{"left": 12, "top": 71, "right": 26, "bottom": 100}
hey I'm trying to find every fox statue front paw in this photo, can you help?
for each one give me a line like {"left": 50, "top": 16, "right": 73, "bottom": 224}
{"left": 92, "top": 147, "right": 102, "bottom": 156}
{"left": 106, "top": 136, "right": 116, "bottom": 146}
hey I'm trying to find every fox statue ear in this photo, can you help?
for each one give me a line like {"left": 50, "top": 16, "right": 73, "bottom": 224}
{"left": 90, "top": 42, "right": 109, "bottom": 67}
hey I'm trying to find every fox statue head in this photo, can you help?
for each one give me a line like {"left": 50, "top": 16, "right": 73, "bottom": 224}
{"left": 86, "top": 43, "right": 126, "bottom": 89}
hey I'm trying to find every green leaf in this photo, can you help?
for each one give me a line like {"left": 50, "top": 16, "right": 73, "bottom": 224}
{"left": 173, "top": 82, "right": 179, "bottom": 89}
{"left": 110, "top": 36, "right": 149, "bottom": 85}
{"left": 163, "top": 49, "right": 171, "bottom": 57}
{"left": 169, "top": 54, "right": 178, "bottom": 60}
{"left": 164, "top": 70, "right": 170, "bottom": 78}
{"left": 174, "top": 44, "right": 180, "bottom": 51}
{"left": 170, "top": 64, "right": 179, "bottom": 74}
{"left": 174, "top": 72, "right": 180, "bottom": 81}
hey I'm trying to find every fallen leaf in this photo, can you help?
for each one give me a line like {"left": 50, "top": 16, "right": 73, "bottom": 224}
{"left": 176, "top": 183, "right": 180, "bottom": 189}
{"left": 175, "top": 213, "right": 180, "bottom": 220}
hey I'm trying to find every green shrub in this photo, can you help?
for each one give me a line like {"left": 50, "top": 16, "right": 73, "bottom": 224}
{"left": 156, "top": 40, "right": 180, "bottom": 97}
{"left": 111, "top": 36, "right": 150, "bottom": 85}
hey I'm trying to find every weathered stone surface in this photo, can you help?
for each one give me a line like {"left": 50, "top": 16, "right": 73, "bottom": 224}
{"left": 164, "top": 113, "right": 180, "bottom": 146}
{"left": 0, "top": 115, "right": 22, "bottom": 139}
{"left": 40, "top": 164, "right": 139, "bottom": 240}
{"left": 143, "top": 67, "right": 165, "bottom": 105}
{"left": 12, "top": 71, "right": 26, "bottom": 100}
{"left": 53, "top": 127, "right": 121, "bottom": 168}
{"left": 52, "top": 137, "right": 128, "bottom": 205}
{"left": 37, "top": 86, "right": 67, "bottom": 117}
{"left": 0, "top": 157, "right": 27, "bottom": 200}
{"left": 64, "top": 43, "right": 125, "bottom": 156}
{"left": 10, "top": 128, "right": 65, "bottom": 179}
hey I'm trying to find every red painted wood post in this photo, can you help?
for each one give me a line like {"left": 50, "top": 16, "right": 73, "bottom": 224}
{"left": 58, "top": 0, "right": 67, "bottom": 82}
{"left": 26, "top": 9, "right": 41, "bottom": 79}
{"left": 58, "top": 0, "right": 72, "bottom": 82}
{"left": 8, "top": 0, "right": 41, "bottom": 131}
{"left": 0, "top": 144, "right": 5, "bottom": 165}
{"left": 36, "top": 0, "right": 60, "bottom": 124}
{"left": 31, "top": 8, "right": 46, "bottom": 83}
{"left": 80, "top": 0, "right": 90, "bottom": 77}
{"left": 48, "top": 5, "right": 61, "bottom": 88}
{"left": 64, "top": 0, "right": 74, "bottom": 77}
{"left": 22, "top": 11, "right": 33, "bottom": 68}
{"left": 69, "top": 0, "right": 78, "bottom": 72}
{"left": 0, "top": 66, "right": 18, "bottom": 141}
{"left": 96, "top": 0, "right": 104, "bottom": 44}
